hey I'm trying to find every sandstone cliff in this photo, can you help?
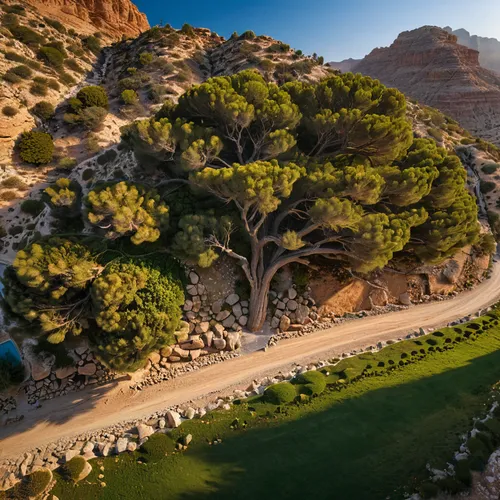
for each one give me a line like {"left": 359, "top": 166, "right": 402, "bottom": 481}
{"left": 445, "top": 26, "right": 500, "bottom": 74}
{"left": 354, "top": 26, "right": 500, "bottom": 145}
{"left": 25, "top": 0, "right": 149, "bottom": 39}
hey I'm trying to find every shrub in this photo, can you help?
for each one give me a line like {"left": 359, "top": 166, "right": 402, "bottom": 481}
{"left": 10, "top": 25, "right": 45, "bottom": 46}
{"left": 83, "top": 35, "right": 101, "bottom": 54}
{"left": 82, "top": 167, "right": 95, "bottom": 180}
{"left": 118, "top": 76, "right": 141, "bottom": 91}
{"left": 1, "top": 176, "right": 27, "bottom": 189}
{"left": 64, "top": 57, "right": 85, "bottom": 74}
{"left": 139, "top": 51, "right": 154, "bottom": 66}
{"left": 21, "top": 199, "right": 45, "bottom": 215}
{"left": 480, "top": 180, "right": 496, "bottom": 194}
{"left": 76, "top": 85, "right": 108, "bottom": 109}
{"left": 11, "top": 64, "right": 32, "bottom": 78}
{"left": 418, "top": 482, "right": 439, "bottom": 499}
{"left": 264, "top": 382, "right": 297, "bottom": 404}
{"left": 181, "top": 23, "right": 195, "bottom": 37}
{"left": 436, "top": 476, "right": 465, "bottom": 494}
{"left": 293, "top": 370, "right": 327, "bottom": 396}
{"left": 121, "top": 89, "right": 139, "bottom": 105}
{"left": 454, "top": 459, "right": 472, "bottom": 486}
{"left": 141, "top": 433, "right": 172, "bottom": 461}
{"left": 482, "top": 163, "right": 499, "bottom": 174}
{"left": 3, "top": 70, "right": 21, "bottom": 84}
{"left": 58, "top": 71, "right": 76, "bottom": 86}
{"left": 58, "top": 157, "right": 78, "bottom": 170}
{"left": 127, "top": 67, "right": 137, "bottom": 74}
{"left": 80, "top": 106, "right": 107, "bottom": 130}
{"left": 267, "top": 42, "right": 290, "bottom": 53}
{"left": 61, "top": 456, "right": 87, "bottom": 482}
{"left": 0, "top": 190, "right": 17, "bottom": 201}
{"left": 148, "top": 84, "right": 167, "bottom": 103}
{"left": 9, "top": 469, "right": 52, "bottom": 498}
{"left": 30, "top": 81, "right": 48, "bottom": 96}
{"left": 46, "top": 78, "right": 60, "bottom": 91}
{"left": 2, "top": 12, "right": 19, "bottom": 27}
{"left": 38, "top": 46, "right": 65, "bottom": 68}
{"left": 32, "top": 101, "right": 55, "bottom": 120}
{"left": 44, "top": 17, "right": 66, "bottom": 33}
{"left": 2, "top": 105, "right": 17, "bottom": 117}
{"left": 240, "top": 30, "right": 256, "bottom": 40}
{"left": 18, "top": 131, "right": 54, "bottom": 165}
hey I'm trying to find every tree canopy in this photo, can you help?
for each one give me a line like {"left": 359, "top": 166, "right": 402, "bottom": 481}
{"left": 125, "top": 70, "right": 479, "bottom": 330}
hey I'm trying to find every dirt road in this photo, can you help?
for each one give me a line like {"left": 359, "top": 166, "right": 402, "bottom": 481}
{"left": 1, "top": 261, "right": 500, "bottom": 460}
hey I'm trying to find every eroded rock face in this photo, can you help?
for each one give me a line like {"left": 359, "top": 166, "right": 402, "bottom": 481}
{"left": 25, "top": 0, "right": 149, "bottom": 39}
{"left": 353, "top": 26, "right": 500, "bottom": 144}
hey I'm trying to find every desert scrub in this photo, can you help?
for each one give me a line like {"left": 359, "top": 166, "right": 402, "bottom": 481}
{"left": 121, "top": 89, "right": 139, "bottom": 105}
{"left": 32, "top": 101, "right": 55, "bottom": 121}
{"left": 1, "top": 176, "right": 27, "bottom": 189}
{"left": 38, "top": 46, "right": 65, "bottom": 68}
{"left": 58, "top": 157, "right": 78, "bottom": 170}
{"left": 76, "top": 86, "right": 108, "bottom": 109}
{"left": 80, "top": 106, "right": 107, "bottom": 130}
{"left": 0, "top": 190, "right": 17, "bottom": 202}
{"left": 29, "top": 81, "right": 48, "bottom": 96}
{"left": 64, "top": 57, "right": 85, "bottom": 74}
{"left": 84, "top": 35, "right": 101, "bottom": 54}
{"left": 20, "top": 199, "right": 45, "bottom": 216}
{"left": 2, "top": 105, "right": 17, "bottom": 117}
{"left": 18, "top": 131, "right": 54, "bottom": 164}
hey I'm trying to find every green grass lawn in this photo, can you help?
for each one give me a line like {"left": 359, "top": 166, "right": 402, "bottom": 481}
{"left": 51, "top": 323, "right": 500, "bottom": 500}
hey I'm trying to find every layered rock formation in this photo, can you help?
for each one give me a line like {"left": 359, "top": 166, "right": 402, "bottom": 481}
{"left": 445, "top": 27, "right": 500, "bottom": 74}
{"left": 354, "top": 26, "right": 500, "bottom": 144}
{"left": 327, "top": 58, "right": 361, "bottom": 73}
{"left": 25, "top": 0, "right": 149, "bottom": 39}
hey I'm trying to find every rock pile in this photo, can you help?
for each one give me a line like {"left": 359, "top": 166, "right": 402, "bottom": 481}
{"left": 0, "top": 396, "right": 16, "bottom": 415}
{"left": 269, "top": 286, "right": 318, "bottom": 332}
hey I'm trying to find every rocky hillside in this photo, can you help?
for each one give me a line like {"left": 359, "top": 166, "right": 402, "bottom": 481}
{"left": 353, "top": 26, "right": 500, "bottom": 146}
{"left": 328, "top": 57, "right": 360, "bottom": 73}
{"left": 445, "top": 26, "right": 500, "bottom": 74}
{"left": 24, "top": 0, "right": 149, "bottom": 40}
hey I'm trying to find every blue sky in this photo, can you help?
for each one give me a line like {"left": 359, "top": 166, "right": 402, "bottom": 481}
{"left": 134, "top": 0, "right": 500, "bottom": 61}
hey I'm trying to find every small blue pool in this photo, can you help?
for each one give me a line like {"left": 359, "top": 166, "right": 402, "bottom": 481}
{"left": 0, "top": 340, "right": 22, "bottom": 365}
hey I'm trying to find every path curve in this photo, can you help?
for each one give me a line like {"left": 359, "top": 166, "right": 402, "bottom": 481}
{"left": 1, "top": 260, "right": 500, "bottom": 459}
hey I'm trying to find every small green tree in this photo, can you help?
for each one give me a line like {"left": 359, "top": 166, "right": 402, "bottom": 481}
{"left": 139, "top": 51, "right": 153, "bottom": 66}
{"left": 181, "top": 23, "right": 195, "bottom": 37}
{"left": 18, "top": 130, "right": 54, "bottom": 165}
{"left": 79, "top": 105, "right": 107, "bottom": 130}
{"left": 86, "top": 182, "right": 169, "bottom": 244}
{"left": 38, "top": 46, "right": 65, "bottom": 68}
{"left": 76, "top": 86, "right": 108, "bottom": 109}
{"left": 44, "top": 177, "right": 82, "bottom": 217}
{"left": 121, "top": 89, "right": 139, "bottom": 105}
{"left": 32, "top": 101, "right": 55, "bottom": 120}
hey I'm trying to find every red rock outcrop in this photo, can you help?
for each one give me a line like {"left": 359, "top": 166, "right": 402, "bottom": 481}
{"left": 25, "top": 0, "right": 149, "bottom": 39}
{"left": 353, "top": 26, "right": 500, "bottom": 144}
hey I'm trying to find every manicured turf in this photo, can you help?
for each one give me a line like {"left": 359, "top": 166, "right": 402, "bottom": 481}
{"left": 52, "top": 322, "right": 500, "bottom": 500}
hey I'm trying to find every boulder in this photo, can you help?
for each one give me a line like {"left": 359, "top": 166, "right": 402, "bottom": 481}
{"left": 201, "top": 331, "right": 214, "bottom": 347}
{"left": 279, "top": 315, "right": 291, "bottom": 331}
{"left": 213, "top": 338, "right": 226, "bottom": 350}
{"left": 55, "top": 365, "right": 77, "bottom": 380}
{"left": 172, "top": 346, "right": 190, "bottom": 359}
{"left": 186, "top": 285, "right": 198, "bottom": 296}
{"left": 226, "top": 332, "right": 241, "bottom": 351}
{"left": 189, "top": 272, "right": 200, "bottom": 284}
{"left": 183, "top": 434, "right": 193, "bottom": 446}
{"left": 160, "top": 346, "right": 173, "bottom": 358}
{"left": 442, "top": 259, "right": 461, "bottom": 284}
{"left": 30, "top": 352, "right": 56, "bottom": 381}
{"left": 295, "top": 305, "right": 310, "bottom": 324}
{"left": 185, "top": 407, "right": 196, "bottom": 419}
{"left": 232, "top": 303, "right": 242, "bottom": 318}
{"left": 287, "top": 300, "right": 298, "bottom": 311}
{"left": 183, "top": 300, "right": 193, "bottom": 312}
{"left": 181, "top": 337, "right": 205, "bottom": 350}
{"left": 195, "top": 322, "right": 210, "bottom": 334}
{"left": 211, "top": 299, "right": 224, "bottom": 314}
{"left": 216, "top": 310, "right": 231, "bottom": 322}
{"left": 222, "top": 315, "right": 236, "bottom": 328}
{"left": 158, "top": 418, "right": 166, "bottom": 429}
{"left": 64, "top": 449, "right": 80, "bottom": 463}
{"left": 189, "top": 349, "right": 201, "bottom": 361}
{"left": 166, "top": 410, "right": 182, "bottom": 428}
{"left": 225, "top": 294, "right": 240, "bottom": 306}
{"left": 399, "top": 293, "right": 411, "bottom": 306}
{"left": 127, "top": 442, "right": 137, "bottom": 452}
{"left": 288, "top": 288, "right": 297, "bottom": 300}
{"left": 78, "top": 363, "right": 97, "bottom": 376}
{"left": 238, "top": 315, "right": 248, "bottom": 327}
{"left": 212, "top": 324, "right": 225, "bottom": 337}
{"left": 76, "top": 459, "right": 92, "bottom": 482}
{"left": 148, "top": 352, "right": 161, "bottom": 365}
{"left": 136, "top": 423, "right": 154, "bottom": 440}
{"left": 100, "top": 443, "right": 112, "bottom": 457}
{"left": 115, "top": 438, "right": 128, "bottom": 454}
{"left": 82, "top": 442, "right": 95, "bottom": 454}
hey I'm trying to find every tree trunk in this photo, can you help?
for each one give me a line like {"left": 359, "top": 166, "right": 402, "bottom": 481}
{"left": 247, "top": 279, "right": 272, "bottom": 332}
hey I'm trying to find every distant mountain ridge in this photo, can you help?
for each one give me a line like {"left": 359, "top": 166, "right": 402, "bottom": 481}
{"left": 444, "top": 26, "right": 500, "bottom": 74}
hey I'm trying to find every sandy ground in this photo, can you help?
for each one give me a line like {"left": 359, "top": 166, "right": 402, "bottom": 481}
{"left": 1, "top": 260, "right": 500, "bottom": 460}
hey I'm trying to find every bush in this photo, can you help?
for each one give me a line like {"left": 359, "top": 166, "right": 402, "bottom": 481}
{"left": 181, "top": 23, "right": 195, "bottom": 37}
{"left": 18, "top": 131, "right": 54, "bottom": 165}
{"left": 2, "top": 105, "right": 17, "bottom": 117}
{"left": 141, "top": 433, "right": 172, "bottom": 461}
{"left": 2, "top": 12, "right": 19, "bottom": 27}
{"left": 10, "top": 25, "right": 45, "bottom": 46}
{"left": 11, "top": 64, "right": 32, "bottom": 78}
{"left": 60, "top": 456, "right": 87, "bottom": 482}
{"left": 84, "top": 35, "right": 101, "bottom": 54}
{"left": 38, "top": 46, "right": 65, "bottom": 68}
{"left": 9, "top": 469, "right": 52, "bottom": 498}
{"left": 1, "top": 176, "right": 27, "bottom": 189}
{"left": 44, "top": 16, "right": 66, "bottom": 33}
{"left": 58, "top": 157, "right": 77, "bottom": 170}
{"left": 240, "top": 30, "right": 256, "bottom": 40}
{"left": 64, "top": 57, "right": 84, "bottom": 74}
{"left": 264, "top": 382, "right": 297, "bottom": 404}
{"left": 0, "top": 190, "right": 17, "bottom": 201}
{"left": 80, "top": 106, "right": 107, "bottom": 130}
{"left": 267, "top": 42, "right": 290, "bottom": 53}
{"left": 3, "top": 70, "right": 21, "bottom": 84}
{"left": 21, "top": 199, "right": 45, "bottom": 215}
{"left": 139, "top": 51, "right": 154, "bottom": 66}
{"left": 292, "top": 370, "right": 327, "bottom": 396}
{"left": 30, "top": 81, "right": 48, "bottom": 96}
{"left": 58, "top": 71, "right": 76, "bottom": 86}
{"left": 32, "top": 101, "right": 55, "bottom": 120}
{"left": 480, "top": 180, "right": 496, "bottom": 194}
{"left": 454, "top": 459, "right": 472, "bottom": 486}
{"left": 482, "top": 163, "right": 499, "bottom": 174}
{"left": 121, "top": 89, "right": 139, "bottom": 105}
{"left": 76, "top": 85, "right": 108, "bottom": 109}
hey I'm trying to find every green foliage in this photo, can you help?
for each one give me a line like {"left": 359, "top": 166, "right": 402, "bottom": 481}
{"left": 264, "top": 382, "right": 297, "bottom": 404}
{"left": 38, "top": 46, "right": 65, "bottom": 68}
{"left": 76, "top": 86, "right": 108, "bottom": 109}
{"left": 32, "top": 101, "right": 55, "bottom": 120}
{"left": 86, "top": 182, "right": 169, "bottom": 244}
{"left": 9, "top": 25, "right": 45, "bottom": 46}
{"left": 480, "top": 180, "right": 496, "bottom": 194}
{"left": 240, "top": 30, "right": 256, "bottom": 40}
{"left": 20, "top": 198, "right": 45, "bottom": 216}
{"left": 267, "top": 42, "right": 290, "bottom": 53}
{"left": 65, "top": 57, "right": 84, "bottom": 74}
{"left": 139, "top": 51, "right": 154, "bottom": 66}
{"left": 18, "top": 131, "right": 54, "bottom": 165}
{"left": 292, "top": 370, "right": 327, "bottom": 396}
{"left": 141, "top": 433, "right": 173, "bottom": 461}
{"left": 58, "top": 157, "right": 78, "bottom": 170}
{"left": 44, "top": 177, "right": 81, "bottom": 216}
{"left": 181, "top": 23, "right": 195, "bottom": 37}
{"left": 44, "top": 17, "right": 66, "bottom": 33}
{"left": 83, "top": 35, "right": 101, "bottom": 54}
{"left": 30, "top": 81, "right": 48, "bottom": 96}
{"left": 10, "top": 64, "right": 32, "bottom": 78}
{"left": 8, "top": 469, "right": 52, "bottom": 499}
{"left": 79, "top": 106, "right": 107, "bottom": 130}
{"left": 2, "top": 105, "right": 17, "bottom": 117}
{"left": 482, "top": 163, "right": 499, "bottom": 174}
{"left": 121, "top": 89, "right": 139, "bottom": 105}
{"left": 91, "top": 259, "right": 184, "bottom": 371}
{"left": 61, "top": 456, "right": 87, "bottom": 482}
